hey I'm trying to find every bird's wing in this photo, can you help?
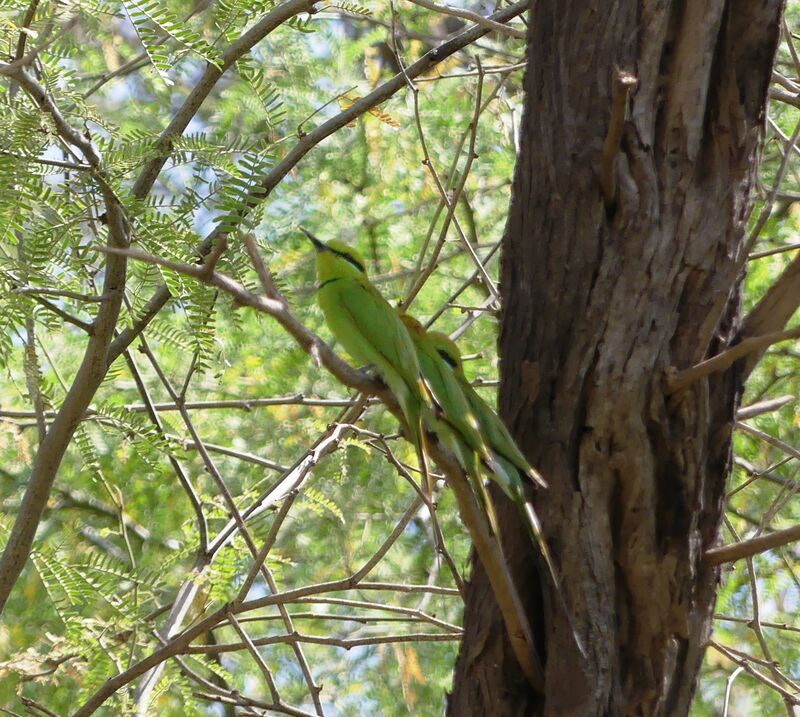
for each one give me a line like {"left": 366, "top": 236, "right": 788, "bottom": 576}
{"left": 336, "top": 281, "right": 425, "bottom": 401}
{"left": 462, "top": 380, "right": 547, "bottom": 489}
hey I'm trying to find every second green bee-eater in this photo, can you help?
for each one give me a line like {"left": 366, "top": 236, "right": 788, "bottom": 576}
{"left": 399, "top": 313, "right": 500, "bottom": 533}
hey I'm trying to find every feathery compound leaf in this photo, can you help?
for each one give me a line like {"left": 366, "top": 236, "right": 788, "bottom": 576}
{"left": 327, "top": 0, "right": 372, "bottom": 16}
{"left": 213, "top": 150, "right": 273, "bottom": 234}
{"left": 236, "top": 58, "right": 286, "bottom": 129}
{"left": 123, "top": 0, "right": 223, "bottom": 84}
{"left": 303, "top": 485, "right": 345, "bottom": 523}
{"left": 338, "top": 93, "right": 399, "bottom": 128}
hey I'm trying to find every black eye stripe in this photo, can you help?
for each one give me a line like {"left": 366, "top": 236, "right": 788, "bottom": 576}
{"left": 438, "top": 349, "right": 458, "bottom": 368}
{"left": 332, "top": 248, "right": 365, "bottom": 273}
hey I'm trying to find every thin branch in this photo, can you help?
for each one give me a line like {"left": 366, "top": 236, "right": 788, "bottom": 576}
{"left": 737, "top": 251, "right": 800, "bottom": 380}
{"left": 743, "top": 544, "right": 798, "bottom": 714}
{"left": 742, "top": 119, "right": 800, "bottom": 260}
{"left": 705, "top": 524, "right": 800, "bottom": 566}
{"left": 749, "top": 241, "right": 800, "bottom": 260}
{"left": 242, "top": 234, "right": 282, "bottom": 298}
{"left": 170, "top": 435, "right": 289, "bottom": 472}
{"left": 185, "top": 630, "right": 460, "bottom": 654}
{"left": 715, "top": 614, "right": 800, "bottom": 635}
{"left": 271, "top": 596, "right": 461, "bottom": 632}
{"left": 667, "top": 325, "right": 800, "bottom": 393}
{"left": 30, "top": 295, "right": 94, "bottom": 333}
{"left": 227, "top": 611, "right": 281, "bottom": 703}
{"left": 351, "top": 496, "right": 424, "bottom": 582}
{"left": 403, "top": 60, "right": 502, "bottom": 308}
{"left": 736, "top": 395, "right": 795, "bottom": 420}
{"left": 0, "top": 395, "right": 355, "bottom": 420}
{"left": 14, "top": 286, "right": 111, "bottom": 302}
{"left": 736, "top": 421, "right": 800, "bottom": 462}
{"left": 236, "top": 490, "right": 298, "bottom": 602}
{"left": 192, "top": 689, "right": 316, "bottom": 717}
{"left": 416, "top": 61, "right": 526, "bottom": 82}
{"left": 0, "top": 150, "right": 91, "bottom": 171}
{"left": 709, "top": 642, "right": 800, "bottom": 706}
{"left": 404, "top": 0, "right": 526, "bottom": 39}
{"left": 120, "top": 344, "right": 208, "bottom": 554}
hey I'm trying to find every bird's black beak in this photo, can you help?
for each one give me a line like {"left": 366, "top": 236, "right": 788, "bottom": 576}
{"left": 300, "top": 227, "right": 327, "bottom": 252}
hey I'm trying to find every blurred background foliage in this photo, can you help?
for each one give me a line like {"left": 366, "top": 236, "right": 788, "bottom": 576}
{"left": 0, "top": 0, "right": 797, "bottom": 713}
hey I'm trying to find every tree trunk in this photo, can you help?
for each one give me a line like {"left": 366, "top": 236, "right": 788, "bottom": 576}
{"left": 448, "top": 2, "right": 785, "bottom": 715}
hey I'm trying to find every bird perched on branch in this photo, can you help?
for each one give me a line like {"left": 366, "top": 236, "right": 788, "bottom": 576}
{"left": 302, "top": 228, "right": 433, "bottom": 489}
{"left": 399, "top": 312, "right": 500, "bottom": 534}
{"left": 429, "top": 332, "right": 548, "bottom": 493}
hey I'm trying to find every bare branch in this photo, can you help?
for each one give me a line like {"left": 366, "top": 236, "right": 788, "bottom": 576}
{"left": 227, "top": 611, "right": 281, "bottom": 703}
{"left": 736, "top": 421, "right": 800, "bottom": 462}
{"left": 0, "top": 395, "right": 355, "bottom": 420}
{"left": 706, "top": 523, "right": 800, "bottom": 566}
{"left": 120, "top": 345, "right": 208, "bottom": 553}
{"left": 709, "top": 642, "right": 800, "bottom": 706}
{"left": 403, "top": 59, "right": 502, "bottom": 308}
{"left": 736, "top": 395, "right": 795, "bottom": 420}
{"left": 404, "top": 0, "right": 526, "bottom": 39}
{"left": 749, "top": 241, "right": 800, "bottom": 260}
{"left": 737, "top": 251, "right": 800, "bottom": 379}
{"left": 742, "top": 120, "right": 800, "bottom": 261}
{"left": 29, "top": 295, "right": 94, "bottom": 333}
{"left": 667, "top": 325, "right": 800, "bottom": 393}
{"left": 186, "top": 629, "right": 461, "bottom": 654}
{"left": 715, "top": 614, "right": 800, "bottom": 635}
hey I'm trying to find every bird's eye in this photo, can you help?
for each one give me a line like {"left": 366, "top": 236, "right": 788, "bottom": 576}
{"left": 438, "top": 349, "right": 458, "bottom": 369}
{"left": 334, "top": 249, "right": 365, "bottom": 273}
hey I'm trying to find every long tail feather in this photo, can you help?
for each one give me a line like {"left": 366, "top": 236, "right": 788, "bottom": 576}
{"left": 519, "top": 491, "right": 587, "bottom": 659}
{"left": 464, "top": 449, "right": 501, "bottom": 539}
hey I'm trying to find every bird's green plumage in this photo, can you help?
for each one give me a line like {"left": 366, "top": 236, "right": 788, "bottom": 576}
{"left": 429, "top": 332, "right": 547, "bottom": 490}
{"left": 399, "top": 314, "right": 499, "bottom": 533}
{"left": 304, "top": 230, "right": 431, "bottom": 484}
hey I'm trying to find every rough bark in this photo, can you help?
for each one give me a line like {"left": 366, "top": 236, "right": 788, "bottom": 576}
{"left": 448, "top": 2, "right": 785, "bottom": 715}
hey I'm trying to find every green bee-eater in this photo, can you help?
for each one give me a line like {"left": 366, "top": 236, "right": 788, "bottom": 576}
{"left": 428, "top": 332, "right": 548, "bottom": 492}
{"left": 399, "top": 313, "right": 500, "bottom": 534}
{"left": 303, "top": 229, "right": 432, "bottom": 487}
